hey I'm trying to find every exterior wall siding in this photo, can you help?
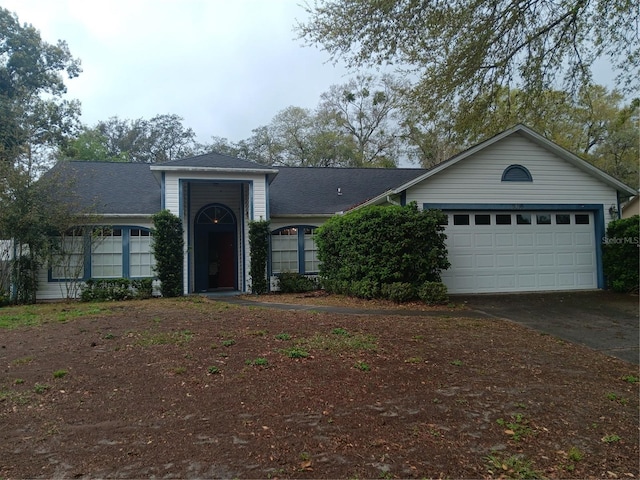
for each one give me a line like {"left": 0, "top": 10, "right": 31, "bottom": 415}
{"left": 406, "top": 133, "right": 619, "bottom": 223}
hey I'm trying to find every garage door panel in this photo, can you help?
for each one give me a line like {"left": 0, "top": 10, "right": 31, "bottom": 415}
{"left": 495, "top": 234, "right": 514, "bottom": 246}
{"left": 442, "top": 211, "right": 597, "bottom": 293}
{"left": 536, "top": 233, "right": 554, "bottom": 245}
{"left": 516, "top": 233, "right": 534, "bottom": 246}
{"left": 537, "top": 253, "right": 555, "bottom": 266}
{"left": 557, "top": 253, "right": 574, "bottom": 266}
{"left": 517, "top": 254, "right": 535, "bottom": 267}
{"left": 556, "top": 233, "right": 572, "bottom": 246}
{"left": 496, "top": 254, "right": 515, "bottom": 267}
{"left": 576, "top": 252, "right": 594, "bottom": 266}
{"left": 475, "top": 254, "right": 495, "bottom": 268}
{"left": 475, "top": 233, "right": 493, "bottom": 247}
{"left": 575, "top": 232, "right": 593, "bottom": 246}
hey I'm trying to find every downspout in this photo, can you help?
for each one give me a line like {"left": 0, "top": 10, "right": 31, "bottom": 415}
{"left": 386, "top": 194, "right": 401, "bottom": 206}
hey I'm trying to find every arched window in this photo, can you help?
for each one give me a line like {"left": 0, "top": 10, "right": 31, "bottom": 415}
{"left": 196, "top": 205, "right": 235, "bottom": 225}
{"left": 501, "top": 164, "right": 533, "bottom": 182}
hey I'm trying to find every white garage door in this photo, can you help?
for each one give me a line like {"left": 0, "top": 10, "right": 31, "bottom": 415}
{"left": 441, "top": 211, "right": 597, "bottom": 293}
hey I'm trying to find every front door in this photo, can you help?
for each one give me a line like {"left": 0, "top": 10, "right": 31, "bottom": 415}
{"left": 194, "top": 204, "right": 237, "bottom": 292}
{"left": 207, "top": 231, "right": 235, "bottom": 289}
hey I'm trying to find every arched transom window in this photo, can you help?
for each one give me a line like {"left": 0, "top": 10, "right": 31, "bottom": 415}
{"left": 196, "top": 205, "right": 235, "bottom": 225}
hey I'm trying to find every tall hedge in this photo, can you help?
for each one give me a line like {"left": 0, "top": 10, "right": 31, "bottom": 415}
{"left": 249, "top": 219, "right": 270, "bottom": 294}
{"left": 603, "top": 215, "right": 639, "bottom": 293}
{"left": 316, "top": 203, "right": 450, "bottom": 296}
{"left": 151, "top": 210, "right": 184, "bottom": 297}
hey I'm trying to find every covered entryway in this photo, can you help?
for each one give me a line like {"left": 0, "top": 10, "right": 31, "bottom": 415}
{"left": 194, "top": 204, "right": 237, "bottom": 292}
{"left": 440, "top": 210, "right": 599, "bottom": 293}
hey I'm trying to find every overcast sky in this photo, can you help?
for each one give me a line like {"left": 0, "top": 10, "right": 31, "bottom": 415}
{"left": 1, "top": 0, "right": 353, "bottom": 144}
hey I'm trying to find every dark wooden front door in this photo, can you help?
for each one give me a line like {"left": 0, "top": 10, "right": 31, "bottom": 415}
{"left": 209, "top": 231, "right": 235, "bottom": 288}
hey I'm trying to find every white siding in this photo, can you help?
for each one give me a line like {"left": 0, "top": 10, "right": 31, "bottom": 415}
{"left": 406, "top": 133, "right": 619, "bottom": 222}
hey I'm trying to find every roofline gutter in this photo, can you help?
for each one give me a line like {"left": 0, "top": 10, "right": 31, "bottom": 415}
{"left": 150, "top": 166, "right": 280, "bottom": 175}
{"left": 270, "top": 213, "right": 334, "bottom": 219}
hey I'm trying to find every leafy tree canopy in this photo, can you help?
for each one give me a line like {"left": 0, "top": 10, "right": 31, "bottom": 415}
{"left": 0, "top": 7, "right": 81, "bottom": 173}
{"left": 65, "top": 114, "right": 200, "bottom": 163}
{"left": 298, "top": 0, "right": 639, "bottom": 141}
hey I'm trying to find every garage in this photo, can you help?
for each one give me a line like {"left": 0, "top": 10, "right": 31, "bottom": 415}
{"left": 440, "top": 210, "right": 598, "bottom": 293}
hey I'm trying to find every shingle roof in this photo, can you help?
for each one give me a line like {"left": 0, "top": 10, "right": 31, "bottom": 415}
{"left": 269, "top": 167, "right": 428, "bottom": 215}
{"left": 46, "top": 161, "right": 427, "bottom": 217}
{"left": 47, "top": 161, "right": 161, "bottom": 215}
{"left": 157, "top": 152, "right": 276, "bottom": 170}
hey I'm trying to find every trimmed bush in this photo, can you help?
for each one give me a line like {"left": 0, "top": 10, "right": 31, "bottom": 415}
{"left": 603, "top": 215, "right": 639, "bottom": 293}
{"left": 316, "top": 203, "right": 449, "bottom": 302}
{"left": 249, "top": 219, "right": 270, "bottom": 294}
{"left": 418, "top": 281, "right": 449, "bottom": 305}
{"left": 151, "top": 210, "right": 184, "bottom": 297}
{"left": 277, "top": 272, "right": 318, "bottom": 293}
{"left": 381, "top": 282, "right": 416, "bottom": 303}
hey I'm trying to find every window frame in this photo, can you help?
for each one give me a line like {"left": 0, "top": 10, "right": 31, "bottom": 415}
{"left": 270, "top": 225, "right": 320, "bottom": 275}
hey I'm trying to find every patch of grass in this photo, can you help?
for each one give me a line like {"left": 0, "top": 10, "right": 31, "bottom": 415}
{"left": 221, "top": 339, "right": 236, "bottom": 347}
{"left": 567, "top": 446, "right": 584, "bottom": 462}
{"left": 0, "top": 303, "right": 111, "bottom": 329}
{"left": 450, "top": 359, "right": 463, "bottom": 366}
{"left": 621, "top": 374, "right": 639, "bottom": 384}
{"left": 354, "top": 360, "right": 370, "bottom": 371}
{"left": 135, "top": 329, "right": 193, "bottom": 347}
{"left": 331, "top": 327, "right": 350, "bottom": 336}
{"left": 275, "top": 333, "right": 292, "bottom": 341}
{"left": 14, "top": 378, "right": 24, "bottom": 385}
{"left": 404, "top": 356, "right": 423, "bottom": 364}
{"left": 0, "top": 389, "right": 31, "bottom": 405}
{"left": 248, "top": 329, "right": 268, "bottom": 337}
{"left": 53, "top": 369, "right": 68, "bottom": 379}
{"left": 601, "top": 434, "right": 621, "bottom": 443}
{"left": 34, "top": 383, "right": 50, "bottom": 394}
{"left": 486, "top": 453, "right": 541, "bottom": 479}
{"left": 280, "top": 347, "right": 310, "bottom": 359}
{"left": 246, "top": 357, "right": 269, "bottom": 367}
{"left": 606, "top": 392, "right": 628, "bottom": 405}
{"left": 103, "top": 333, "right": 116, "bottom": 339}
{"left": 172, "top": 366, "right": 187, "bottom": 375}
{"left": 496, "top": 413, "right": 534, "bottom": 442}
{"left": 207, "top": 366, "right": 221, "bottom": 374}
{"left": 11, "top": 356, "right": 34, "bottom": 366}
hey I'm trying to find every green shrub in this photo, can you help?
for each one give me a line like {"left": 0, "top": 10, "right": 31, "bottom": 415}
{"left": 249, "top": 220, "right": 270, "bottom": 294}
{"left": 316, "top": 203, "right": 449, "bottom": 296}
{"left": 277, "top": 272, "right": 318, "bottom": 293}
{"left": 381, "top": 282, "right": 416, "bottom": 303}
{"left": 418, "top": 281, "right": 449, "bottom": 304}
{"left": 151, "top": 210, "right": 184, "bottom": 297}
{"left": 350, "top": 279, "right": 381, "bottom": 299}
{"left": 603, "top": 215, "right": 639, "bottom": 293}
{"left": 80, "top": 278, "right": 153, "bottom": 302}
{"left": 131, "top": 278, "right": 153, "bottom": 299}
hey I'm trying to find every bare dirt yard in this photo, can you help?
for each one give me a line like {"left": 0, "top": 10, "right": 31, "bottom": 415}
{"left": 1, "top": 294, "right": 638, "bottom": 479}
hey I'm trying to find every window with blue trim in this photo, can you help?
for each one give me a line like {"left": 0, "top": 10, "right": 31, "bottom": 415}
{"left": 50, "top": 228, "right": 86, "bottom": 280}
{"left": 129, "top": 229, "right": 155, "bottom": 277}
{"left": 271, "top": 226, "right": 319, "bottom": 275}
{"left": 49, "top": 226, "right": 154, "bottom": 281}
{"left": 501, "top": 164, "right": 532, "bottom": 182}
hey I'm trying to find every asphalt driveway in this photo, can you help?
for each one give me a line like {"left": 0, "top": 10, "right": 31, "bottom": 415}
{"left": 455, "top": 291, "right": 640, "bottom": 365}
